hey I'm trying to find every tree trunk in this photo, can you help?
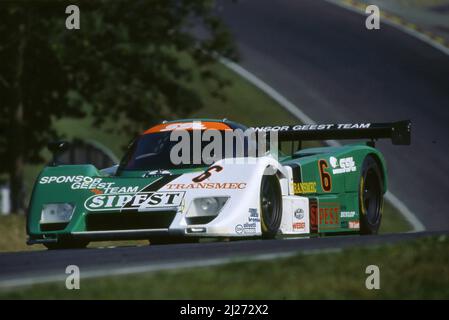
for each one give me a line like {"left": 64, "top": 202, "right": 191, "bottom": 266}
{"left": 10, "top": 23, "right": 26, "bottom": 215}
{"left": 9, "top": 159, "right": 25, "bottom": 215}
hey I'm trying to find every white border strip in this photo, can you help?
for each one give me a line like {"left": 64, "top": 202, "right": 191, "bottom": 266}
{"left": 220, "top": 57, "right": 425, "bottom": 232}
{"left": 324, "top": 0, "right": 449, "bottom": 56}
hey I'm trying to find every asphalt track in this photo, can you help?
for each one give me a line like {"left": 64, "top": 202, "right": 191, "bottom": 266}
{"left": 217, "top": 0, "right": 449, "bottom": 231}
{"left": 0, "top": 231, "right": 447, "bottom": 288}
{"left": 1, "top": 0, "right": 449, "bottom": 286}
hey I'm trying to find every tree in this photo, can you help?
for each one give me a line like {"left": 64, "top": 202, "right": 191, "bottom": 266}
{"left": 0, "top": 0, "right": 236, "bottom": 213}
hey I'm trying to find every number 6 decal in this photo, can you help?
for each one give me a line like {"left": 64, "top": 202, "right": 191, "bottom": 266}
{"left": 318, "top": 159, "right": 332, "bottom": 192}
{"left": 193, "top": 165, "right": 223, "bottom": 182}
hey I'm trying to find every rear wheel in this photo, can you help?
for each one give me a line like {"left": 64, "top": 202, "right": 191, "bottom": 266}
{"left": 359, "top": 155, "right": 384, "bottom": 235}
{"left": 260, "top": 175, "right": 282, "bottom": 239}
{"left": 44, "top": 240, "right": 89, "bottom": 250}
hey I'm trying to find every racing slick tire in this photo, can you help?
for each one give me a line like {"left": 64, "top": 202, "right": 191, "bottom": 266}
{"left": 359, "top": 155, "right": 384, "bottom": 235}
{"left": 260, "top": 175, "right": 283, "bottom": 239}
{"left": 44, "top": 240, "right": 89, "bottom": 250}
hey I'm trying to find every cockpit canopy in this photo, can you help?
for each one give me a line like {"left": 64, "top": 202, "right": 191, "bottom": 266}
{"left": 119, "top": 120, "right": 251, "bottom": 171}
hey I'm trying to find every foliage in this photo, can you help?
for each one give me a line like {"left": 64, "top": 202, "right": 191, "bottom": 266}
{"left": 0, "top": 0, "right": 236, "bottom": 211}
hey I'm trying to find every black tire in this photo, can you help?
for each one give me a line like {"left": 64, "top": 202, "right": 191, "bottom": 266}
{"left": 260, "top": 175, "right": 283, "bottom": 239}
{"left": 44, "top": 240, "right": 89, "bottom": 250}
{"left": 359, "top": 155, "right": 384, "bottom": 235}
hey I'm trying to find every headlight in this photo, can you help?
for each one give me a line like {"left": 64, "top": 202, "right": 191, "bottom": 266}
{"left": 40, "top": 203, "right": 75, "bottom": 224}
{"left": 193, "top": 197, "right": 228, "bottom": 216}
{"left": 197, "top": 198, "right": 219, "bottom": 215}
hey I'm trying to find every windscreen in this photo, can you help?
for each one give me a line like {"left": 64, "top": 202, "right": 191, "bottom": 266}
{"left": 119, "top": 131, "right": 253, "bottom": 171}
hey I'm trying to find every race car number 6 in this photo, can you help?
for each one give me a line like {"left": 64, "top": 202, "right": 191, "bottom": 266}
{"left": 192, "top": 165, "right": 223, "bottom": 182}
{"left": 318, "top": 159, "right": 332, "bottom": 192}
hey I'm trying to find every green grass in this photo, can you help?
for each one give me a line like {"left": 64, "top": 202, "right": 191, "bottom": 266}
{"left": 2, "top": 235, "right": 448, "bottom": 299}
{"left": 379, "top": 200, "right": 410, "bottom": 233}
{"left": 189, "top": 64, "right": 296, "bottom": 126}
{"left": 0, "top": 215, "right": 38, "bottom": 252}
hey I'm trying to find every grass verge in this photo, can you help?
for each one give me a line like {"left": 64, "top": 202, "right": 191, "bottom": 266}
{"left": 1, "top": 235, "right": 448, "bottom": 299}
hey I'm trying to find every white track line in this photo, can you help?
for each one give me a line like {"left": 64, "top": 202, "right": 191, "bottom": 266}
{"left": 324, "top": 0, "right": 449, "bottom": 56}
{"left": 220, "top": 57, "right": 426, "bottom": 232}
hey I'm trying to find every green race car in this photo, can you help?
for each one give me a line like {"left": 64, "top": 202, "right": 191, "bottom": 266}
{"left": 26, "top": 119, "right": 411, "bottom": 249}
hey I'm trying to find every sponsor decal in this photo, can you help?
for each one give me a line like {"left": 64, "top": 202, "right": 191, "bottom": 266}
{"left": 40, "top": 175, "right": 103, "bottom": 186}
{"left": 84, "top": 191, "right": 185, "bottom": 211}
{"left": 166, "top": 182, "right": 246, "bottom": 190}
{"left": 292, "top": 207, "right": 306, "bottom": 231}
{"left": 329, "top": 157, "right": 356, "bottom": 175}
{"left": 235, "top": 224, "right": 244, "bottom": 234}
{"left": 309, "top": 199, "right": 318, "bottom": 233}
{"left": 91, "top": 186, "right": 139, "bottom": 194}
{"left": 349, "top": 221, "right": 360, "bottom": 229}
{"left": 39, "top": 175, "right": 139, "bottom": 194}
{"left": 292, "top": 182, "right": 317, "bottom": 194}
{"left": 341, "top": 211, "right": 356, "bottom": 218}
{"left": 293, "top": 222, "right": 306, "bottom": 231}
{"left": 90, "top": 188, "right": 104, "bottom": 195}
{"left": 251, "top": 123, "right": 371, "bottom": 132}
{"left": 294, "top": 208, "right": 304, "bottom": 220}
{"left": 142, "top": 170, "right": 171, "bottom": 178}
{"left": 235, "top": 222, "right": 257, "bottom": 235}
{"left": 248, "top": 208, "right": 260, "bottom": 222}
{"left": 243, "top": 222, "right": 257, "bottom": 234}
{"left": 319, "top": 203, "right": 340, "bottom": 228}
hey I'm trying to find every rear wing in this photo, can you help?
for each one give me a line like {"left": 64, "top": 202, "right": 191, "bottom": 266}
{"left": 249, "top": 120, "right": 411, "bottom": 145}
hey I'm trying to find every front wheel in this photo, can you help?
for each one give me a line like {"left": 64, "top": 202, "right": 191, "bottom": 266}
{"left": 260, "top": 175, "right": 283, "bottom": 239}
{"left": 359, "top": 155, "right": 384, "bottom": 235}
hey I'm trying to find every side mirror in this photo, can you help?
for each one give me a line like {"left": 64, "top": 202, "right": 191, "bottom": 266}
{"left": 48, "top": 141, "right": 70, "bottom": 166}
